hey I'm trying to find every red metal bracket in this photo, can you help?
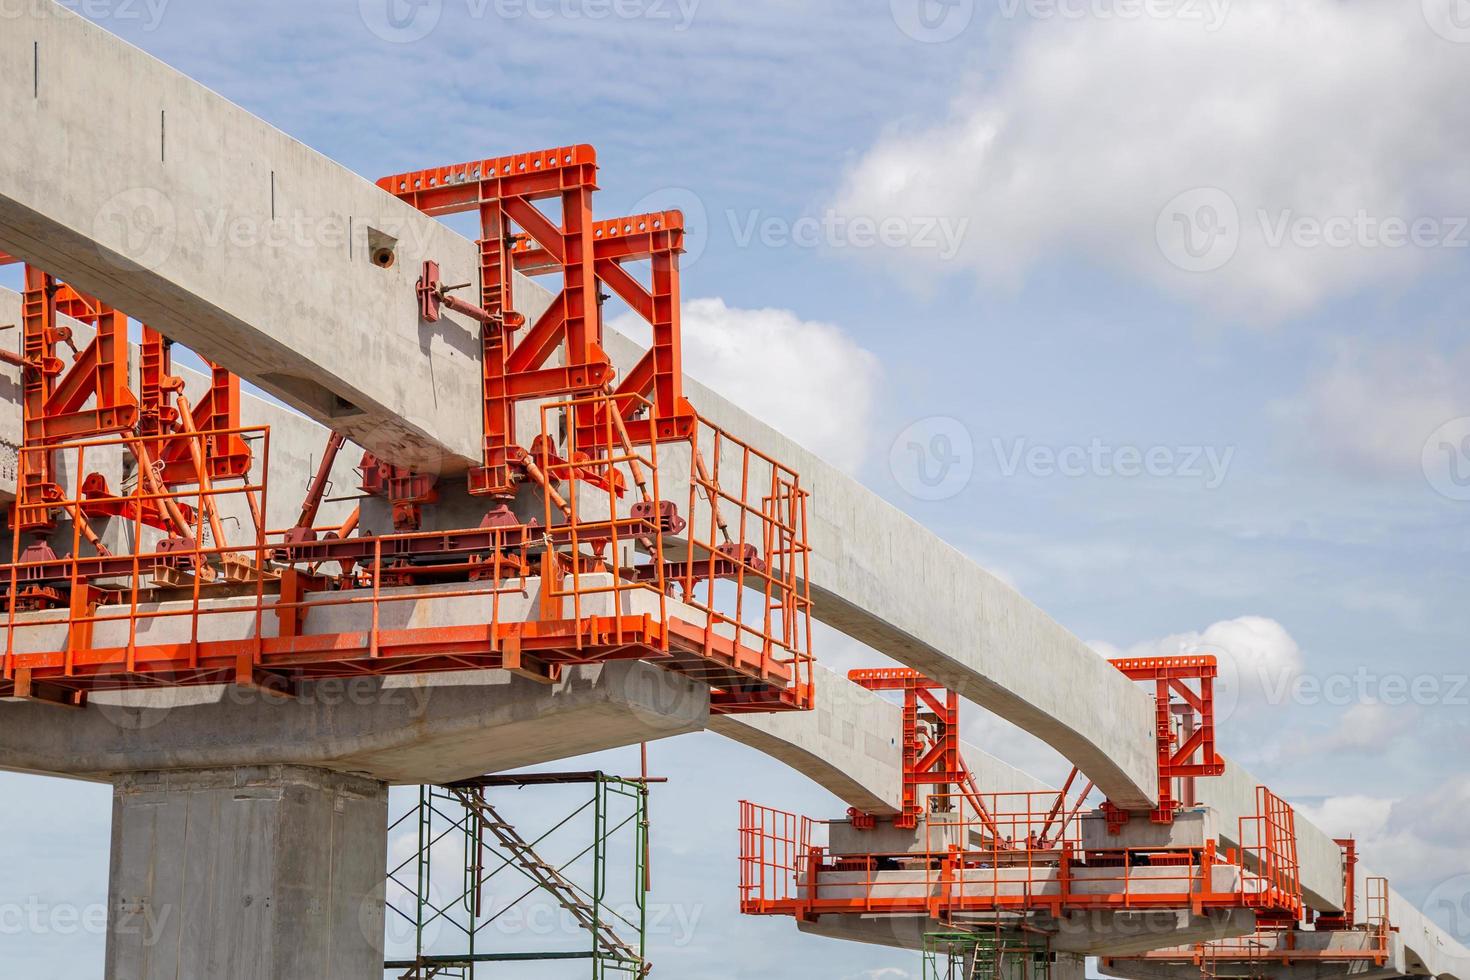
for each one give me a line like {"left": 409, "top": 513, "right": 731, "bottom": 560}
{"left": 1109, "top": 655, "right": 1226, "bottom": 825}
{"left": 848, "top": 668, "right": 1000, "bottom": 837}
{"left": 380, "top": 148, "right": 696, "bottom": 496}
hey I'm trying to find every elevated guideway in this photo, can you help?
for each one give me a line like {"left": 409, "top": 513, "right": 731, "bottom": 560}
{"left": 1, "top": 6, "right": 1465, "bottom": 977}
{"left": 0, "top": 1, "right": 1159, "bottom": 810}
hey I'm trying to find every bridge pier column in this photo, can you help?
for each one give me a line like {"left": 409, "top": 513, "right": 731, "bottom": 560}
{"left": 104, "top": 765, "right": 387, "bottom": 980}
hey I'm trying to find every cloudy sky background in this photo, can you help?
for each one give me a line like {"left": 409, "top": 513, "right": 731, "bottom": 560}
{"left": 4, "top": 0, "right": 1470, "bottom": 976}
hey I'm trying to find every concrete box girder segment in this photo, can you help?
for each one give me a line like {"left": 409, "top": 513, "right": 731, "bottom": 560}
{"left": 0, "top": 663, "right": 708, "bottom": 785}
{"left": 0, "top": 2, "right": 1162, "bottom": 809}
{"left": 11, "top": 6, "right": 1457, "bottom": 968}
{"left": 0, "top": 4, "right": 483, "bottom": 472}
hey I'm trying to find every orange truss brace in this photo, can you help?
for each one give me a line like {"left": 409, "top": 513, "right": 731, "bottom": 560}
{"left": 379, "top": 148, "right": 697, "bottom": 494}
{"left": 15, "top": 268, "right": 138, "bottom": 532}
{"left": 847, "top": 668, "right": 1002, "bottom": 838}
{"left": 512, "top": 210, "right": 696, "bottom": 447}
{"left": 1107, "top": 655, "right": 1226, "bottom": 827}
{"left": 10, "top": 266, "right": 252, "bottom": 538}
{"left": 381, "top": 146, "right": 604, "bottom": 497}
{"left": 139, "top": 325, "right": 253, "bottom": 483}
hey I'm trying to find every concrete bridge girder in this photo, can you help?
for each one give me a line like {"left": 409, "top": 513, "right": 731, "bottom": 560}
{"left": 0, "top": 3, "right": 1160, "bottom": 811}
{"left": 0, "top": 4, "right": 1467, "bottom": 977}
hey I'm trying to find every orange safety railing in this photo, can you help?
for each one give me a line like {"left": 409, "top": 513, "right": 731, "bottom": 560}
{"left": 3, "top": 394, "right": 813, "bottom": 712}
{"left": 5, "top": 426, "right": 273, "bottom": 698}
{"left": 1233, "top": 786, "right": 1304, "bottom": 917}
{"left": 739, "top": 787, "right": 1306, "bottom": 923}
{"left": 739, "top": 802, "right": 814, "bottom": 914}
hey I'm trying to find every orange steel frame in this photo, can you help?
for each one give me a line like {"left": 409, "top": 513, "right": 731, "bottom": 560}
{"left": 3, "top": 145, "right": 816, "bottom": 717}
{"left": 1107, "top": 655, "right": 1226, "bottom": 828}
{"left": 10, "top": 267, "right": 251, "bottom": 536}
{"left": 847, "top": 668, "right": 1011, "bottom": 837}
{"left": 379, "top": 146, "right": 698, "bottom": 498}
{"left": 3, "top": 393, "right": 812, "bottom": 711}
{"left": 738, "top": 784, "right": 1305, "bottom": 924}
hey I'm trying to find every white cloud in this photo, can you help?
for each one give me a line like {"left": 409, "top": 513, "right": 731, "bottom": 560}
{"left": 1092, "top": 615, "right": 1304, "bottom": 725}
{"left": 832, "top": 0, "right": 1470, "bottom": 318}
{"left": 1297, "top": 794, "right": 1394, "bottom": 841}
{"left": 1275, "top": 341, "right": 1470, "bottom": 478}
{"left": 1298, "top": 781, "right": 1470, "bottom": 906}
{"left": 1300, "top": 702, "right": 1417, "bottom": 757}
{"left": 609, "top": 298, "right": 881, "bottom": 474}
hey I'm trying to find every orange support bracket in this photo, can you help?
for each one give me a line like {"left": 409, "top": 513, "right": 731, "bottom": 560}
{"left": 380, "top": 146, "right": 603, "bottom": 498}
{"left": 1107, "top": 655, "right": 1226, "bottom": 827}
{"left": 847, "top": 668, "right": 1000, "bottom": 838}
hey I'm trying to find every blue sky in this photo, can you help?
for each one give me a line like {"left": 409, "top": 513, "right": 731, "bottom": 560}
{"left": 5, "top": 0, "right": 1470, "bottom": 976}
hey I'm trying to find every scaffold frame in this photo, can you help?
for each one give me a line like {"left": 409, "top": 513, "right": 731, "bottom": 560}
{"left": 384, "top": 772, "right": 651, "bottom": 979}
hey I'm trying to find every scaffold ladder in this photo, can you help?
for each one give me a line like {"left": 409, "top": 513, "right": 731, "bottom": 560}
{"left": 448, "top": 787, "right": 649, "bottom": 975}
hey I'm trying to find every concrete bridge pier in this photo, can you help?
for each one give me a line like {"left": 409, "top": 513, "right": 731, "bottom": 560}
{"left": 105, "top": 766, "right": 387, "bottom": 980}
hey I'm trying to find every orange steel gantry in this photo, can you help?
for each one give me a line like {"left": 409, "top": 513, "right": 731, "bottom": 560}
{"left": 1, "top": 147, "right": 814, "bottom": 717}
{"left": 741, "top": 660, "right": 1304, "bottom": 935}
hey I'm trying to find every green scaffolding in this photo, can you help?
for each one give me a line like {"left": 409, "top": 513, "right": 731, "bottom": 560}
{"left": 384, "top": 772, "right": 651, "bottom": 979}
{"left": 924, "top": 932, "right": 1052, "bottom": 980}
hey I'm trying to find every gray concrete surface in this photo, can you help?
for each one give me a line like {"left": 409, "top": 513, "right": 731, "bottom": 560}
{"left": 0, "top": 4, "right": 484, "bottom": 472}
{"left": 797, "top": 909, "right": 1257, "bottom": 958}
{"left": 1100, "top": 928, "right": 1410, "bottom": 980}
{"left": 0, "top": 0, "right": 1164, "bottom": 810}
{"left": 0, "top": 663, "right": 706, "bottom": 785}
{"left": 0, "top": 4, "right": 1462, "bottom": 973}
{"left": 106, "top": 765, "right": 386, "bottom": 980}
